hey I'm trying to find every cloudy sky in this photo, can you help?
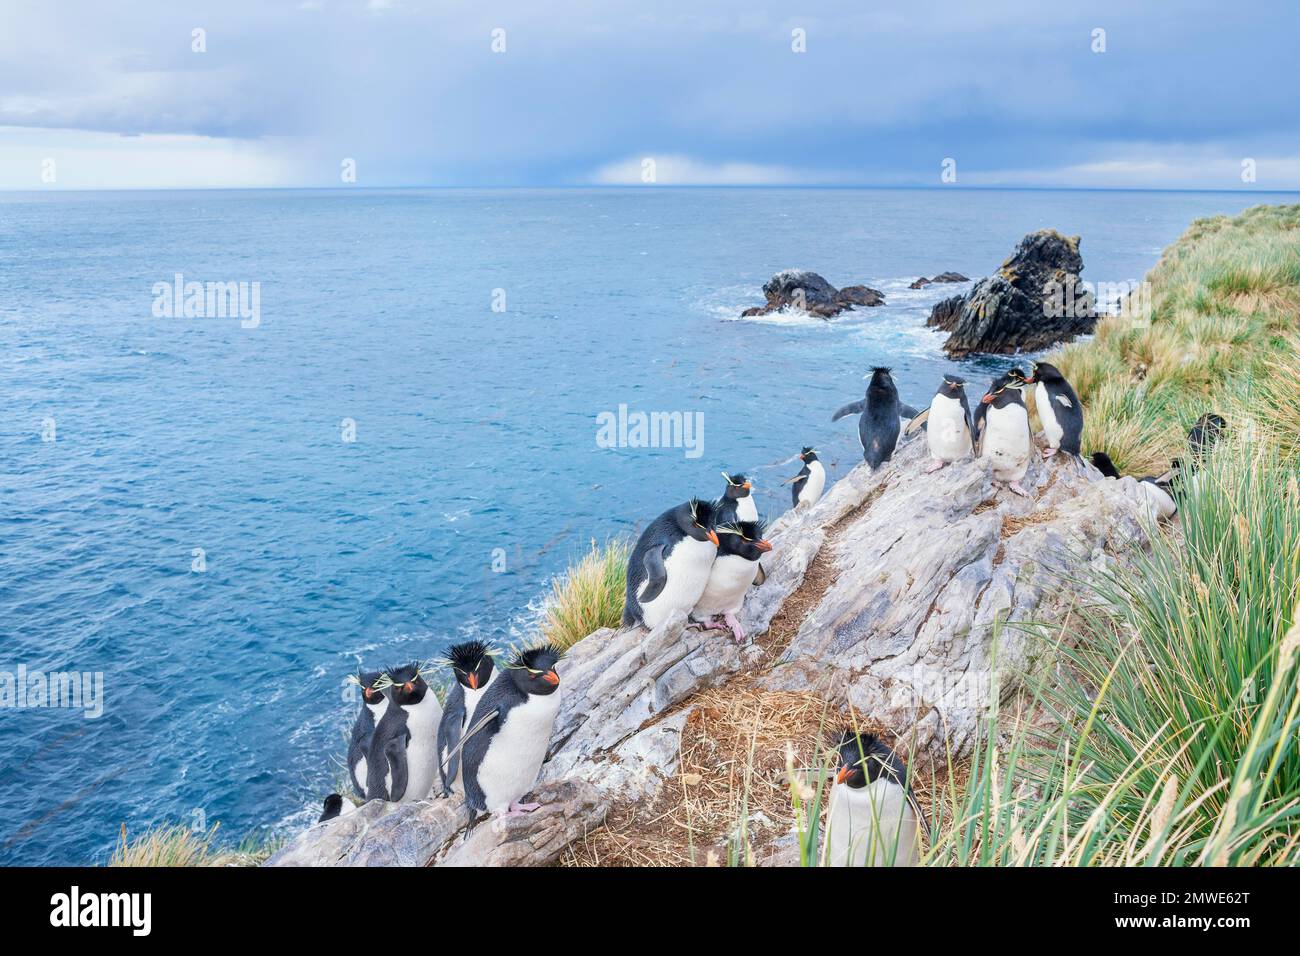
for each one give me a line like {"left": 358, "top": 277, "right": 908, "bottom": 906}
{"left": 2, "top": 0, "right": 1297, "bottom": 190}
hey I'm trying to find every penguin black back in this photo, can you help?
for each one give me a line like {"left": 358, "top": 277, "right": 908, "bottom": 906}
{"left": 855, "top": 367, "right": 901, "bottom": 469}
{"left": 622, "top": 498, "right": 719, "bottom": 627}
{"left": 1188, "top": 413, "right": 1226, "bottom": 463}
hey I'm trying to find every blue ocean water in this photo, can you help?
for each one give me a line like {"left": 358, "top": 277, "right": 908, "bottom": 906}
{"left": 1, "top": 186, "right": 1293, "bottom": 864}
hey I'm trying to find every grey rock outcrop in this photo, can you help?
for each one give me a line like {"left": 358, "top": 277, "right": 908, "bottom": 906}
{"left": 270, "top": 421, "right": 1158, "bottom": 866}
{"left": 927, "top": 230, "right": 1096, "bottom": 356}
{"left": 741, "top": 269, "right": 884, "bottom": 318}
{"left": 909, "top": 271, "right": 969, "bottom": 289}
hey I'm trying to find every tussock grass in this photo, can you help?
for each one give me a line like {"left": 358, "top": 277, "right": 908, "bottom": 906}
{"left": 1053, "top": 203, "right": 1300, "bottom": 474}
{"left": 108, "top": 822, "right": 280, "bottom": 867}
{"left": 540, "top": 538, "right": 630, "bottom": 650}
{"left": 926, "top": 440, "right": 1300, "bottom": 865}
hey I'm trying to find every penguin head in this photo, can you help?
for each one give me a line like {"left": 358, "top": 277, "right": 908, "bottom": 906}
{"left": 939, "top": 375, "right": 966, "bottom": 397}
{"left": 721, "top": 472, "right": 753, "bottom": 500}
{"left": 832, "top": 729, "right": 903, "bottom": 790}
{"left": 864, "top": 366, "right": 895, "bottom": 392}
{"left": 1023, "top": 361, "right": 1063, "bottom": 385}
{"left": 506, "top": 644, "right": 563, "bottom": 697}
{"left": 444, "top": 640, "right": 495, "bottom": 692}
{"left": 716, "top": 520, "right": 772, "bottom": 561}
{"left": 679, "top": 498, "right": 720, "bottom": 546}
{"left": 798, "top": 446, "right": 818, "bottom": 463}
{"left": 384, "top": 663, "right": 430, "bottom": 707}
{"left": 980, "top": 370, "right": 1026, "bottom": 406}
{"left": 355, "top": 670, "right": 388, "bottom": 707}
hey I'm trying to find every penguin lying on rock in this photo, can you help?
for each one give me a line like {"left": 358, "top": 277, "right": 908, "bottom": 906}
{"left": 1020, "top": 362, "right": 1083, "bottom": 459}
{"left": 826, "top": 730, "right": 924, "bottom": 867}
{"left": 1090, "top": 451, "right": 1177, "bottom": 521}
{"left": 833, "top": 367, "right": 902, "bottom": 469}
{"left": 623, "top": 499, "right": 719, "bottom": 630}
{"left": 318, "top": 792, "right": 356, "bottom": 823}
{"left": 458, "top": 644, "right": 564, "bottom": 819}
{"left": 716, "top": 472, "right": 758, "bottom": 525}
{"left": 346, "top": 670, "right": 390, "bottom": 800}
{"left": 785, "top": 446, "right": 825, "bottom": 508}
{"left": 978, "top": 371, "right": 1033, "bottom": 497}
{"left": 690, "top": 519, "right": 772, "bottom": 643}
{"left": 436, "top": 640, "right": 498, "bottom": 797}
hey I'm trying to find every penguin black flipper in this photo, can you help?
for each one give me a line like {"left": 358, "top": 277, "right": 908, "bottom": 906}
{"left": 637, "top": 543, "right": 669, "bottom": 605}
{"left": 903, "top": 407, "right": 930, "bottom": 437}
{"left": 346, "top": 714, "right": 372, "bottom": 799}
{"left": 899, "top": 403, "right": 920, "bottom": 420}
{"left": 385, "top": 728, "right": 411, "bottom": 802}
{"left": 972, "top": 400, "right": 989, "bottom": 457}
{"left": 436, "top": 682, "right": 466, "bottom": 796}
{"left": 958, "top": 390, "right": 975, "bottom": 453}
{"left": 753, "top": 563, "right": 766, "bottom": 586}
{"left": 789, "top": 465, "right": 810, "bottom": 507}
{"left": 831, "top": 400, "right": 865, "bottom": 422}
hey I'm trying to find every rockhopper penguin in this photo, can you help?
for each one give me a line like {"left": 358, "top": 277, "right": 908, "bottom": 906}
{"left": 459, "top": 644, "right": 564, "bottom": 818}
{"left": 785, "top": 447, "right": 825, "bottom": 508}
{"left": 1022, "top": 362, "right": 1083, "bottom": 458}
{"left": 436, "top": 640, "right": 498, "bottom": 797}
{"left": 346, "top": 670, "right": 390, "bottom": 800}
{"left": 366, "top": 663, "right": 443, "bottom": 803}
{"left": 978, "top": 371, "right": 1033, "bottom": 497}
{"left": 826, "top": 730, "right": 924, "bottom": 867}
{"left": 832, "top": 367, "right": 902, "bottom": 469}
{"left": 716, "top": 472, "right": 758, "bottom": 525}
{"left": 906, "top": 375, "right": 973, "bottom": 472}
{"left": 623, "top": 499, "right": 720, "bottom": 630}
{"left": 690, "top": 519, "right": 772, "bottom": 643}
{"left": 1090, "top": 451, "right": 1177, "bottom": 521}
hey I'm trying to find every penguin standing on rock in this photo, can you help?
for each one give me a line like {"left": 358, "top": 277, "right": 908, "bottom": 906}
{"left": 1090, "top": 451, "right": 1177, "bottom": 521}
{"left": 716, "top": 472, "right": 758, "bottom": 525}
{"left": 623, "top": 499, "right": 719, "bottom": 630}
{"left": 436, "top": 641, "right": 498, "bottom": 797}
{"left": 826, "top": 730, "right": 924, "bottom": 867}
{"left": 366, "top": 663, "right": 443, "bottom": 803}
{"left": 833, "top": 367, "right": 901, "bottom": 469}
{"left": 978, "top": 371, "right": 1033, "bottom": 497}
{"left": 785, "top": 447, "right": 825, "bottom": 508}
{"left": 906, "top": 375, "right": 973, "bottom": 472}
{"left": 460, "top": 644, "right": 564, "bottom": 819}
{"left": 346, "top": 670, "right": 389, "bottom": 799}
{"left": 691, "top": 520, "right": 772, "bottom": 643}
{"left": 1022, "top": 362, "right": 1083, "bottom": 458}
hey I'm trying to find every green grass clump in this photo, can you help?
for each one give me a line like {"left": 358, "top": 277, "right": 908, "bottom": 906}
{"left": 1052, "top": 202, "right": 1300, "bottom": 473}
{"left": 927, "top": 438, "right": 1300, "bottom": 866}
{"left": 109, "top": 822, "right": 281, "bottom": 867}
{"left": 540, "top": 538, "right": 630, "bottom": 650}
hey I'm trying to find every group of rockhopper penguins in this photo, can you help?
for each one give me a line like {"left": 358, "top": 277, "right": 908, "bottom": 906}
{"left": 317, "top": 360, "right": 1225, "bottom": 864}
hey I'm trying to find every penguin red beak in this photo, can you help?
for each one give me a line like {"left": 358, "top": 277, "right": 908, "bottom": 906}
{"left": 981, "top": 393, "right": 995, "bottom": 405}
{"left": 542, "top": 670, "right": 559, "bottom": 686}
{"left": 403, "top": 681, "right": 414, "bottom": 693}
{"left": 756, "top": 539, "right": 773, "bottom": 553}
{"left": 707, "top": 529, "right": 720, "bottom": 547}
{"left": 743, "top": 481, "right": 752, "bottom": 491}
{"left": 467, "top": 672, "right": 478, "bottom": 690}
{"left": 835, "top": 766, "right": 851, "bottom": 785}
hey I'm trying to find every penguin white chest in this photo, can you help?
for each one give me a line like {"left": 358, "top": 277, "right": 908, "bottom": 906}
{"left": 826, "top": 779, "right": 920, "bottom": 867}
{"left": 639, "top": 537, "right": 717, "bottom": 628}
{"left": 982, "top": 403, "right": 1031, "bottom": 481}
{"left": 927, "top": 393, "right": 971, "bottom": 462}
{"left": 798, "top": 460, "right": 825, "bottom": 507}
{"left": 693, "top": 554, "right": 760, "bottom": 617}
{"left": 735, "top": 496, "right": 758, "bottom": 523}
{"left": 397, "top": 696, "right": 443, "bottom": 803}
{"left": 1035, "top": 382, "right": 1063, "bottom": 447}
{"left": 1139, "top": 480, "right": 1178, "bottom": 521}
{"left": 476, "top": 690, "right": 563, "bottom": 813}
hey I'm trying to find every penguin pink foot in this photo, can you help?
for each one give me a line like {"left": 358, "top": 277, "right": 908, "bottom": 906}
{"left": 504, "top": 800, "right": 541, "bottom": 816}
{"left": 723, "top": 611, "right": 747, "bottom": 644}
{"left": 924, "top": 459, "right": 948, "bottom": 473}
{"left": 1009, "top": 481, "right": 1031, "bottom": 498}
{"left": 1041, "top": 446, "right": 1058, "bottom": 459}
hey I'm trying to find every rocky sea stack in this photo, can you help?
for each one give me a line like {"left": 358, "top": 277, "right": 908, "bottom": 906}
{"left": 908, "top": 271, "right": 969, "bottom": 289}
{"left": 741, "top": 269, "right": 884, "bottom": 318}
{"left": 927, "top": 230, "right": 1096, "bottom": 356}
